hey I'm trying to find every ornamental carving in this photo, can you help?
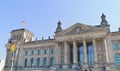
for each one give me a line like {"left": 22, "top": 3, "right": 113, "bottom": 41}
{"left": 65, "top": 26, "right": 96, "bottom": 35}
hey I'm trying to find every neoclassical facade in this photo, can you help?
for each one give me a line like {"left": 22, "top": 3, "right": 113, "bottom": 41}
{"left": 4, "top": 14, "right": 120, "bottom": 71}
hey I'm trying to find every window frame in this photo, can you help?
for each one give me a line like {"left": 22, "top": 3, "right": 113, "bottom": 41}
{"left": 114, "top": 43, "right": 119, "bottom": 50}
{"left": 44, "top": 49, "right": 47, "bottom": 55}
{"left": 24, "top": 58, "right": 28, "bottom": 67}
{"left": 37, "top": 58, "right": 41, "bottom": 67}
{"left": 115, "top": 53, "right": 120, "bottom": 66}
{"left": 37, "top": 50, "right": 41, "bottom": 55}
{"left": 25, "top": 50, "right": 28, "bottom": 56}
{"left": 51, "top": 48, "right": 54, "bottom": 54}
{"left": 31, "top": 58, "right": 34, "bottom": 67}
{"left": 50, "top": 57, "right": 54, "bottom": 66}
{"left": 31, "top": 50, "right": 34, "bottom": 55}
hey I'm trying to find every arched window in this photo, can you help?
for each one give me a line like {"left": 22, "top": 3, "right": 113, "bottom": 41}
{"left": 37, "top": 58, "right": 41, "bottom": 67}
{"left": 115, "top": 54, "right": 120, "bottom": 66}
{"left": 24, "top": 58, "right": 27, "bottom": 67}
{"left": 44, "top": 57, "right": 47, "bottom": 67}
{"left": 31, "top": 58, "right": 34, "bottom": 67}
{"left": 50, "top": 57, "right": 54, "bottom": 66}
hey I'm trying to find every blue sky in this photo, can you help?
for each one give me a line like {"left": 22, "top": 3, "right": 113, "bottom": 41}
{"left": 0, "top": 0, "right": 120, "bottom": 60}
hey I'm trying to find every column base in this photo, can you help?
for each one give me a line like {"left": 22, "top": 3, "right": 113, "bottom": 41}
{"left": 93, "top": 62, "right": 99, "bottom": 68}
{"left": 83, "top": 63, "right": 88, "bottom": 69}
{"left": 62, "top": 64, "right": 69, "bottom": 69}
{"left": 72, "top": 63, "right": 78, "bottom": 69}
{"left": 54, "top": 64, "right": 60, "bottom": 69}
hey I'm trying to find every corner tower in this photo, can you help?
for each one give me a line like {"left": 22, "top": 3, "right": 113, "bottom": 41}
{"left": 8, "top": 28, "right": 34, "bottom": 44}
{"left": 4, "top": 28, "right": 34, "bottom": 69}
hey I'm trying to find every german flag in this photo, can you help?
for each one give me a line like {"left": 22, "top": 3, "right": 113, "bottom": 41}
{"left": 11, "top": 43, "right": 15, "bottom": 53}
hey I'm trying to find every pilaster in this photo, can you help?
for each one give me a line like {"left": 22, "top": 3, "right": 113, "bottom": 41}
{"left": 104, "top": 39, "right": 109, "bottom": 63}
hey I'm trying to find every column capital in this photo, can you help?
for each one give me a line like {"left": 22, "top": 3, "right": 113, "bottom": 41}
{"left": 92, "top": 38, "right": 96, "bottom": 40}
{"left": 72, "top": 40, "right": 77, "bottom": 43}
{"left": 63, "top": 40, "right": 68, "bottom": 43}
{"left": 92, "top": 38, "right": 96, "bottom": 42}
{"left": 83, "top": 39, "right": 86, "bottom": 43}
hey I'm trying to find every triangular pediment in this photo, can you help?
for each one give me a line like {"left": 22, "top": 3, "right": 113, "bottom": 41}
{"left": 55, "top": 23, "right": 107, "bottom": 36}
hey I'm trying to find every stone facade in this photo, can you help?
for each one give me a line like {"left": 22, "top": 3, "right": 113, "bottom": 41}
{"left": 4, "top": 14, "right": 120, "bottom": 71}
{"left": 0, "top": 59, "right": 5, "bottom": 71}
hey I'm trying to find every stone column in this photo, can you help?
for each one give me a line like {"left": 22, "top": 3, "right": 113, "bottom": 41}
{"left": 64, "top": 41, "right": 68, "bottom": 64}
{"left": 83, "top": 40, "right": 88, "bottom": 67}
{"left": 63, "top": 41, "right": 69, "bottom": 68}
{"left": 83, "top": 40, "right": 87, "bottom": 63}
{"left": 72, "top": 41, "right": 78, "bottom": 68}
{"left": 55, "top": 42, "right": 60, "bottom": 68}
{"left": 93, "top": 39, "right": 97, "bottom": 63}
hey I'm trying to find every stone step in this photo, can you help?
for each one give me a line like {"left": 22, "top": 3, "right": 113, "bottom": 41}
{"left": 56, "top": 69, "right": 76, "bottom": 71}
{"left": 92, "top": 68, "right": 102, "bottom": 71}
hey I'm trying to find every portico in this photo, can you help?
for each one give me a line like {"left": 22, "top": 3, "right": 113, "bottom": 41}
{"left": 54, "top": 21, "right": 109, "bottom": 69}
{"left": 61, "top": 38, "right": 99, "bottom": 68}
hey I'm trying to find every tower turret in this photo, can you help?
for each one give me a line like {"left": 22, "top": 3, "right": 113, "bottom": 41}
{"left": 8, "top": 28, "right": 34, "bottom": 44}
{"left": 54, "top": 21, "right": 63, "bottom": 33}
{"left": 100, "top": 13, "right": 110, "bottom": 31}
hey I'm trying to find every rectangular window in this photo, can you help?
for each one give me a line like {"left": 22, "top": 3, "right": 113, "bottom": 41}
{"left": 37, "top": 50, "right": 41, "bottom": 55}
{"left": 44, "top": 49, "right": 47, "bottom": 55}
{"left": 31, "top": 50, "right": 34, "bottom": 55}
{"left": 115, "top": 54, "right": 120, "bottom": 66}
{"left": 51, "top": 48, "right": 54, "bottom": 54}
{"left": 25, "top": 51, "right": 28, "bottom": 56}
{"left": 114, "top": 43, "right": 119, "bottom": 50}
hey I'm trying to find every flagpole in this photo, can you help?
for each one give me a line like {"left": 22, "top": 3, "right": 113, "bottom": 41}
{"left": 21, "top": 21, "right": 26, "bottom": 28}
{"left": 10, "top": 52, "right": 14, "bottom": 71}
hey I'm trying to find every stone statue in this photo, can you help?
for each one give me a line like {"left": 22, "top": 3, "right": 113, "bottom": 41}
{"left": 55, "top": 21, "right": 63, "bottom": 33}
{"left": 100, "top": 13, "right": 108, "bottom": 26}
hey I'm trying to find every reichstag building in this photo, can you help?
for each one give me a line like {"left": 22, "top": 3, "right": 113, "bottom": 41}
{"left": 4, "top": 14, "right": 120, "bottom": 71}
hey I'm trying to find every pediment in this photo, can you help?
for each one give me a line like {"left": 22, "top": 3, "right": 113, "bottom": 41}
{"left": 55, "top": 23, "right": 107, "bottom": 36}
